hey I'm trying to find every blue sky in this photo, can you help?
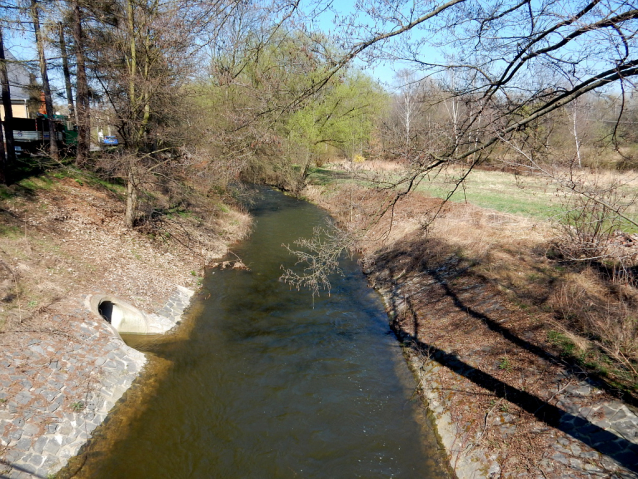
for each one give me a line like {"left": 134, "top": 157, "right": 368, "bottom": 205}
{"left": 3, "top": 0, "right": 431, "bottom": 96}
{"left": 304, "top": 0, "right": 445, "bottom": 91}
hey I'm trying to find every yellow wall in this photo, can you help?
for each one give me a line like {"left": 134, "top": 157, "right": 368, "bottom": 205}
{"left": 0, "top": 103, "right": 29, "bottom": 120}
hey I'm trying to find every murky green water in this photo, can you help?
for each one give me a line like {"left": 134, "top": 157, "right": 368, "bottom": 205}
{"left": 77, "top": 188, "right": 449, "bottom": 479}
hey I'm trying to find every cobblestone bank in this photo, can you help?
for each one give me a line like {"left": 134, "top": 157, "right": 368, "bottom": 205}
{"left": 0, "top": 287, "right": 194, "bottom": 479}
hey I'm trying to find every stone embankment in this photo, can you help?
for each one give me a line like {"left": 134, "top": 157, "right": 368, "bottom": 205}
{"left": 0, "top": 287, "right": 193, "bottom": 479}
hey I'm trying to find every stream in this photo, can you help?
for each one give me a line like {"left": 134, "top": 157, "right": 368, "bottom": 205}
{"left": 75, "top": 188, "right": 449, "bottom": 478}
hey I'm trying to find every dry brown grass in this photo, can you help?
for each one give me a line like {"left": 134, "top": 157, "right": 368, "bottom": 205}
{"left": 0, "top": 174, "right": 250, "bottom": 334}
{"left": 324, "top": 159, "right": 405, "bottom": 173}
{"left": 551, "top": 269, "right": 638, "bottom": 373}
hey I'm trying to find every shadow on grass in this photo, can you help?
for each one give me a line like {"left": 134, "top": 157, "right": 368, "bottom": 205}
{"left": 307, "top": 167, "right": 356, "bottom": 185}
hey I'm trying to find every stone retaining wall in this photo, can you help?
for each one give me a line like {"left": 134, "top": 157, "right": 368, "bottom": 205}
{"left": 0, "top": 287, "right": 194, "bottom": 479}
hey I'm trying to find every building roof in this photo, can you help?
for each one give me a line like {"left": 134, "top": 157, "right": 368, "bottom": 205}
{"left": 4, "top": 50, "right": 31, "bottom": 101}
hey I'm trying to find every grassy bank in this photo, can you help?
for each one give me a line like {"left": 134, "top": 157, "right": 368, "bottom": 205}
{"left": 0, "top": 164, "right": 250, "bottom": 334}
{"left": 309, "top": 161, "right": 638, "bottom": 226}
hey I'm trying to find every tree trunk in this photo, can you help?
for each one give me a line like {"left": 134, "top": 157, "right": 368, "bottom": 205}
{"left": 72, "top": 1, "right": 90, "bottom": 164}
{"left": 58, "top": 22, "right": 75, "bottom": 125}
{"left": 0, "top": 27, "right": 16, "bottom": 183}
{"left": 31, "top": 0, "right": 59, "bottom": 160}
{"left": 0, "top": 122, "right": 6, "bottom": 185}
{"left": 572, "top": 103, "right": 582, "bottom": 168}
{"left": 125, "top": 168, "right": 138, "bottom": 228}
{"left": 126, "top": 0, "right": 137, "bottom": 147}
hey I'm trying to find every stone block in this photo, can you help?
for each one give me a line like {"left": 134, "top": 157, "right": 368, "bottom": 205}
{"left": 551, "top": 452, "right": 569, "bottom": 465}
{"left": 28, "top": 453, "right": 44, "bottom": 468}
{"left": 33, "top": 436, "right": 47, "bottom": 454}
{"left": 17, "top": 461, "right": 36, "bottom": 474}
{"left": 43, "top": 438, "right": 61, "bottom": 455}
{"left": 15, "top": 437, "right": 32, "bottom": 451}
{"left": 41, "top": 391, "right": 57, "bottom": 402}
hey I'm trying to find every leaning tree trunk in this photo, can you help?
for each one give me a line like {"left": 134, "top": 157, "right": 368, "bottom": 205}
{"left": 31, "top": 0, "right": 59, "bottom": 161}
{"left": 72, "top": 0, "right": 89, "bottom": 163}
{"left": 0, "top": 27, "right": 16, "bottom": 182}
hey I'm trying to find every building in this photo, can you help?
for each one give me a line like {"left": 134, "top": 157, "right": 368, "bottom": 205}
{"left": 0, "top": 50, "right": 33, "bottom": 120}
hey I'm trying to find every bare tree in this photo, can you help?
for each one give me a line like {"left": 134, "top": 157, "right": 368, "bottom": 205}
{"left": 302, "top": 1, "right": 638, "bottom": 182}
{"left": 394, "top": 69, "right": 418, "bottom": 157}
{"left": 70, "top": 0, "right": 89, "bottom": 163}
{"left": 567, "top": 96, "right": 586, "bottom": 168}
{"left": 85, "top": 0, "right": 250, "bottom": 227}
{"left": 58, "top": 21, "right": 75, "bottom": 125}
{"left": 30, "top": 0, "right": 59, "bottom": 160}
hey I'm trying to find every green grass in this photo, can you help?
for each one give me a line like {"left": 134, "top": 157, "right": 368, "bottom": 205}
{"left": 18, "top": 176, "right": 56, "bottom": 192}
{"left": 0, "top": 225, "right": 21, "bottom": 238}
{"left": 307, "top": 167, "right": 343, "bottom": 186}
{"left": 309, "top": 165, "right": 638, "bottom": 224}
{"left": 0, "top": 166, "right": 126, "bottom": 201}
{"left": 498, "top": 356, "right": 513, "bottom": 371}
{"left": 51, "top": 167, "right": 126, "bottom": 195}
{"left": 414, "top": 168, "right": 565, "bottom": 220}
{"left": 547, "top": 329, "right": 638, "bottom": 393}
{"left": 164, "top": 206, "right": 195, "bottom": 220}
{"left": 547, "top": 330, "right": 576, "bottom": 357}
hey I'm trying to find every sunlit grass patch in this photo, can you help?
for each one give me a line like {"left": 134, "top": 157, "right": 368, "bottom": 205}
{"left": 312, "top": 162, "right": 638, "bottom": 224}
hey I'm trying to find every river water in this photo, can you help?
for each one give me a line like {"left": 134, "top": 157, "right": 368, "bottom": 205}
{"left": 74, "top": 188, "right": 449, "bottom": 479}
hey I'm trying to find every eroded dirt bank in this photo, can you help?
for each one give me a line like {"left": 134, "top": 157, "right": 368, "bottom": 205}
{"left": 304, "top": 183, "right": 638, "bottom": 478}
{"left": 0, "top": 175, "right": 250, "bottom": 478}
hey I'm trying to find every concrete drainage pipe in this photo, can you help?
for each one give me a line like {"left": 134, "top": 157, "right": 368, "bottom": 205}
{"left": 87, "top": 294, "right": 149, "bottom": 334}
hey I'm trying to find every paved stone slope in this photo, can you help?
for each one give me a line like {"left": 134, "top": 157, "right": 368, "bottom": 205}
{"left": 0, "top": 287, "right": 193, "bottom": 479}
{"left": 148, "top": 286, "right": 194, "bottom": 333}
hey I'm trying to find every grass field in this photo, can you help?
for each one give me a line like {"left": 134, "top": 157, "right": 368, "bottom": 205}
{"left": 309, "top": 162, "right": 638, "bottom": 227}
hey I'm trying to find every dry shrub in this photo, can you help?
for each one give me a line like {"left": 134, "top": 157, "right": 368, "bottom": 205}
{"left": 555, "top": 171, "right": 638, "bottom": 262}
{"left": 551, "top": 268, "right": 638, "bottom": 375}
{"left": 557, "top": 199, "right": 619, "bottom": 260}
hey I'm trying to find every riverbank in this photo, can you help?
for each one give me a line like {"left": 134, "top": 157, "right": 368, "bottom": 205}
{"left": 0, "top": 173, "right": 250, "bottom": 478}
{"left": 303, "top": 180, "right": 638, "bottom": 478}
